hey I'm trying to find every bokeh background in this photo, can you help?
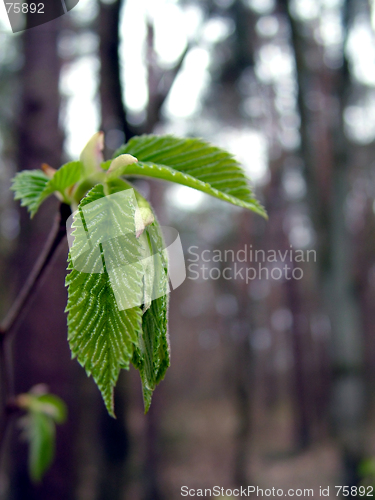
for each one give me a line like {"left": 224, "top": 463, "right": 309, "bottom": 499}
{"left": 1, "top": 0, "right": 375, "bottom": 498}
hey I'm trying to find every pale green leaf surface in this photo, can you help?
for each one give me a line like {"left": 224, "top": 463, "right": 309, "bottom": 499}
{"left": 103, "top": 180, "right": 170, "bottom": 411}
{"left": 65, "top": 184, "right": 144, "bottom": 416}
{"left": 114, "top": 135, "right": 266, "bottom": 217}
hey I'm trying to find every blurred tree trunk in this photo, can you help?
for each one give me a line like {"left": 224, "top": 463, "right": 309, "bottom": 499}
{"left": 267, "top": 167, "right": 315, "bottom": 449}
{"left": 202, "top": 2, "right": 258, "bottom": 484}
{"left": 10, "top": 12, "right": 78, "bottom": 500}
{"left": 231, "top": 213, "right": 256, "bottom": 486}
{"left": 284, "top": 0, "right": 365, "bottom": 486}
{"left": 99, "top": 0, "right": 135, "bottom": 157}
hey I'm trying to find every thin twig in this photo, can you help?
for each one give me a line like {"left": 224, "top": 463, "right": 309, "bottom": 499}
{"left": 0, "top": 203, "right": 71, "bottom": 336}
{"left": 0, "top": 203, "right": 71, "bottom": 449}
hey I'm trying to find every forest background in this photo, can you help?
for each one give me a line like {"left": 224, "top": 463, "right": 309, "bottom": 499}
{"left": 0, "top": 0, "right": 374, "bottom": 498}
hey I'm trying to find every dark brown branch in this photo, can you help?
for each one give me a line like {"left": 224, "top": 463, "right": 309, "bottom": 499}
{"left": 99, "top": 0, "right": 135, "bottom": 149}
{"left": 0, "top": 203, "right": 71, "bottom": 337}
{"left": 145, "top": 20, "right": 190, "bottom": 133}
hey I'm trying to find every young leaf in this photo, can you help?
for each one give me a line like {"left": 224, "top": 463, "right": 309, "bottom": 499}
{"left": 114, "top": 135, "right": 266, "bottom": 218}
{"left": 33, "top": 394, "right": 68, "bottom": 424}
{"left": 11, "top": 162, "right": 85, "bottom": 217}
{"left": 11, "top": 170, "right": 50, "bottom": 217}
{"left": 17, "top": 389, "right": 67, "bottom": 483}
{"left": 80, "top": 132, "right": 104, "bottom": 175}
{"left": 65, "top": 184, "right": 144, "bottom": 416}
{"left": 43, "top": 161, "right": 84, "bottom": 200}
{"left": 25, "top": 411, "right": 56, "bottom": 483}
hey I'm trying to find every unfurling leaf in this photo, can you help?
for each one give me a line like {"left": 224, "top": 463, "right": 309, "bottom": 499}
{"left": 80, "top": 132, "right": 104, "bottom": 175}
{"left": 107, "top": 153, "right": 138, "bottom": 176}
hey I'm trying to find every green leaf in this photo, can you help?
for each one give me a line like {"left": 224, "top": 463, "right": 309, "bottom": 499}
{"left": 11, "top": 170, "right": 50, "bottom": 217}
{"left": 114, "top": 135, "right": 266, "bottom": 218}
{"left": 132, "top": 221, "right": 170, "bottom": 412}
{"left": 17, "top": 389, "right": 67, "bottom": 483}
{"left": 11, "top": 162, "right": 85, "bottom": 217}
{"left": 18, "top": 391, "right": 68, "bottom": 423}
{"left": 16, "top": 388, "right": 67, "bottom": 483}
{"left": 65, "top": 184, "right": 144, "bottom": 416}
{"left": 44, "top": 161, "right": 84, "bottom": 199}
{"left": 21, "top": 411, "right": 56, "bottom": 483}
{"left": 33, "top": 394, "right": 68, "bottom": 424}
{"left": 66, "top": 182, "right": 170, "bottom": 415}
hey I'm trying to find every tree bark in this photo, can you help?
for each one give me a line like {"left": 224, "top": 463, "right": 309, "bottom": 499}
{"left": 99, "top": 0, "right": 135, "bottom": 157}
{"left": 8, "top": 12, "right": 78, "bottom": 500}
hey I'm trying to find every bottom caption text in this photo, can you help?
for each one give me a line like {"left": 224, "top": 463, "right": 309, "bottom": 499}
{"left": 181, "top": 485, "right": 374, "bottom": 497}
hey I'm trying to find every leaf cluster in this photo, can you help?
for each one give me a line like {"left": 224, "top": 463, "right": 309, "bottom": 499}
{"left": 11, "top": 134, "right": 265, "bottom": 416}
